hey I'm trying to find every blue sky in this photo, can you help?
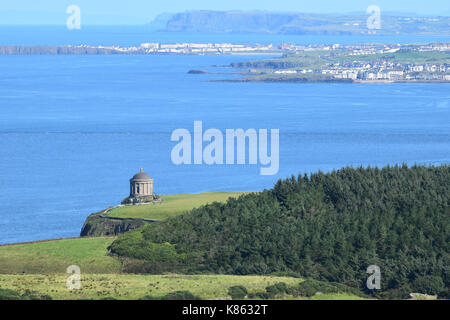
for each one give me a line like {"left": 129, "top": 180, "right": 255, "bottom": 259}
{"left": 1, "top": 0, "right": 449, "bottom": 25}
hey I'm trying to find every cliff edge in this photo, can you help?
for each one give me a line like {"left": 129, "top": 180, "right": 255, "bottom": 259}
{"left": 80, "top": 207, "right": 158, "bottom": 237}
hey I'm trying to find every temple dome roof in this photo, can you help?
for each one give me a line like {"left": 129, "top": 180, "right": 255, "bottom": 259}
{"left": 131, "top": 169, "right": 151, "bottom": 180}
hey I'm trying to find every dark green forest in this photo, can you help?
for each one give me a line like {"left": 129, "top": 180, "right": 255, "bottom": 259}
{"left": 110, "top": 164, "right": 450, "bottom": 298}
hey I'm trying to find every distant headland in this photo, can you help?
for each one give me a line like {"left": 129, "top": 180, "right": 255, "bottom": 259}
{"left": 149, "top": 10, "right": 450, "bottom": 36}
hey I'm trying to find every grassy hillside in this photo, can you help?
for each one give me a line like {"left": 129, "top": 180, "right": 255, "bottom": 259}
{"left": 109, "top": 192, "right": 248, "bottom": 220}
{"left": 0, "top": 237, "right": 120, "bottom": 274}
{"left": 111, "top": 165, "right": 450, "bottom": 299}
{"left": 0, "top": 236, "right": 364, "bottom": 300}
{"left": 0, "top": 273, "right": 364, "bottom": 300}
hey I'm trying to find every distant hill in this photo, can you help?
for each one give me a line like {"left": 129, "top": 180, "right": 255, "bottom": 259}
{"left": 149, "top": 10, "right": 450, "bottom": 35}
{"left": 147, "top": 13, "right": 175, "bottom": 30}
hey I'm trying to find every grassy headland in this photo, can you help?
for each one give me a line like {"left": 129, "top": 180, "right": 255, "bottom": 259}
{"left": 109, "top": 192, "right": 248, "bottom": 220}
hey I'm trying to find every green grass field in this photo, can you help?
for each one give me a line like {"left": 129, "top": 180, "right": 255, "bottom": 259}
{"left": 0, "top": 237, "right": 365, "bottom": 300}
{"left": 0, "top": 273, "right": 365, "bottom": 300}
{"left": 0, "top": 237, "right": 120, "bottom": 274}
{"left": 109, "top": 192, "right": 249, "bottom": 220}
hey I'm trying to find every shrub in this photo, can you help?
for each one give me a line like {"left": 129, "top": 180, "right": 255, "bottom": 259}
{"left": 228, "top": 285, "right": 248, "bottom": 300}
{"left": 377, "top": 284, "right": 412, "bottom": 300}
{"left": 0, "top": 289, "right": 22, "bottom": 300}
{"left": 247, "top": 291, "right": 269, "bottom": 299}
{"left": 162, "top": 291, "right": 201, "bottom": 300}
{"left": 293, "top": 279, "right": 365, "bottom": 298}
{"left": 295, "top": 282, "right": 318, "bottom": 297}
{"left": 0, "top": 289, "right": 52, "bottom": 300}
{"left": 412, "top": 276, "right": 445, "bottom": 296}
{"left": 265, "top": 282, "right": 288, "bottom": 297}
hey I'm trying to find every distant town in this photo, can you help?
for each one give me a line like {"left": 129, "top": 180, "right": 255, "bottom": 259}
{"left": 272, "top": 43, "right": 450, "bottom": 82}
{"left": 0, "top": 42, "right": 278, "bottom": 55}
{"left": 226, "top": 42, "right": 450, "bottom": 83}
{"left": 1, "top": 42, "right": 449, "bottom": 82}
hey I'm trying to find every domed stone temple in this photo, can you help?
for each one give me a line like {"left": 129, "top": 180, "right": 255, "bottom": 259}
{"left": 122, "top": 168, "right": 160, "bottom": 205}
{"left": 130, "top": 168, "right": 153, "bottom": 197}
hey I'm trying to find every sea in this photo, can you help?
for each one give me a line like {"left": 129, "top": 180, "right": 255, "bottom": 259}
{"left": 0, "top": 26, "right": 449, "bottom": 244}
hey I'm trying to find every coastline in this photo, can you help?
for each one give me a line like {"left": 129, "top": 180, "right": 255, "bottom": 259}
{"left": 0, "top": 45, "right": 282, "bottom": 56}
{"left": 213, "top": 77, "right": 450, "bottom": 84}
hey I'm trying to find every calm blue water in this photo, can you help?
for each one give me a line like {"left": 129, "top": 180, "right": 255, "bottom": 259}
{"left": 0, "top": 26, "right": 449, "bottom": 46}
{"left": 0, "top": 31, "right": 449, "bottom": 244}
